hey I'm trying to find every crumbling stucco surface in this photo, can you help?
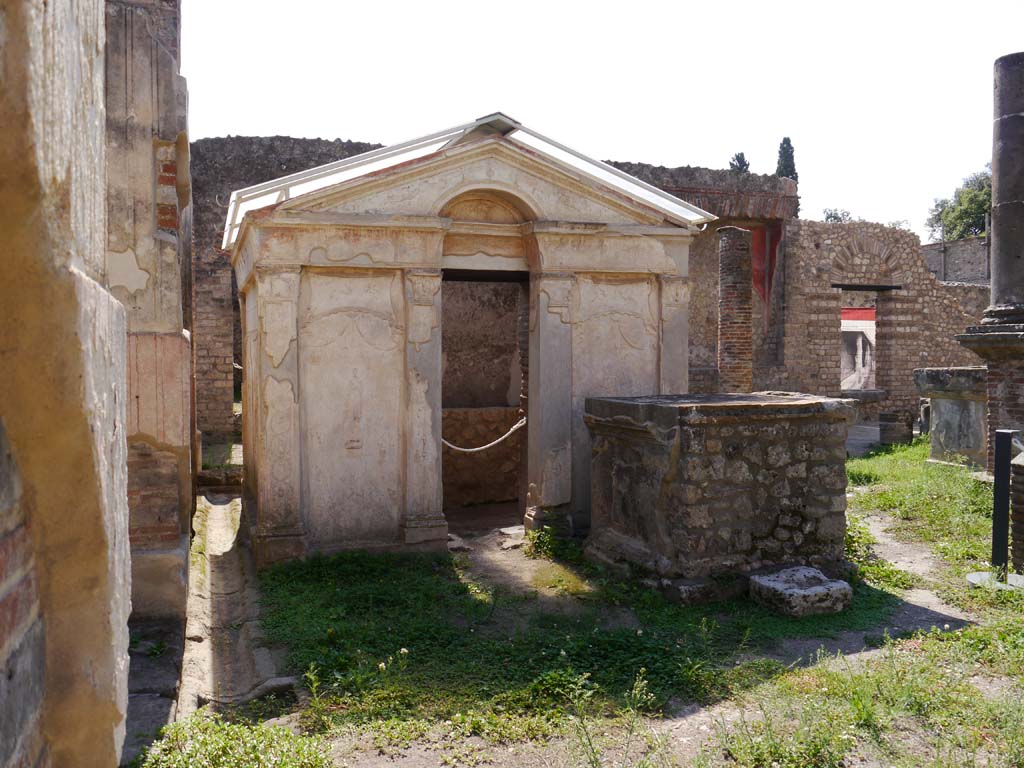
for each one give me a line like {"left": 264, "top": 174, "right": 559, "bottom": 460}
{"left": 0, "top": 1, "right": 130, "bottom": 765}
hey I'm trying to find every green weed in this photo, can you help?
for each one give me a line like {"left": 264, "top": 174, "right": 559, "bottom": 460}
{"left": 136, "top": 710, "right": 329, "bottom": 768}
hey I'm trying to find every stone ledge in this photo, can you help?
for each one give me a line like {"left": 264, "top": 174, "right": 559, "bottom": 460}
{"left": 913, "top": 366, "right": 987, "bottom": 399}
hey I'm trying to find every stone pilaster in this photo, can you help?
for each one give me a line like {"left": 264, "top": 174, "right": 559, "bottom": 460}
{"left": 252, "top": 269, "right": 304, "bottom": 565}
{"left": 718, "top": 227, "right": 753, "bottom": 393}
{"left": 660, "top": 275, "right": 690, "bottom": 394}
{"left": 402, "top": 270, "right": 448, "bottom": 548}
{"left": 958, "top": 52, "right": 1024, "bottom": 472}
{"left": 524, "top": 274, "right": 575, "bottom": 532}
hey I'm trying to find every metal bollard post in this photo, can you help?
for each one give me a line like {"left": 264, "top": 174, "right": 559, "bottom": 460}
{"left": 992, "top": 430, "right": 1016, "bottom": 580}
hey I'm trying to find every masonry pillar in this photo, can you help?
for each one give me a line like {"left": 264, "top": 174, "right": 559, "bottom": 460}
{"left": 958, "top": 52, "right": 1024, "bottom": 472}
{"left": 105, "top": 0, "right": 193, "bottom": 620}
{"left": 524, "top": 273, "right": 575, "bottom": 532}
{"left": 718, "top": 227, "right": 753, "bottom": 393}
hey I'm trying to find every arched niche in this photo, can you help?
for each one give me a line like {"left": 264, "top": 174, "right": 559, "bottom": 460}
{"left": 440, "top": 189, "right": 535, "bottom": 273}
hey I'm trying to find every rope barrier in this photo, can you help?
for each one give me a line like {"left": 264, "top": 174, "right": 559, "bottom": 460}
{"left": 442, "top": 417, "right": 527, "bottom": 454}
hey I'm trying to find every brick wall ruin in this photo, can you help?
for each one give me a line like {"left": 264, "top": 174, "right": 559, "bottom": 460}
{"left": 0, "top": 426, "right": 45, "bottom": 767}
{"left": 768, "top": 221, "right": 989, "bottom": 419}
{"left": 442, "top": 282, "right": 522, "bottom": 408}
{"left": 190, "top": 142, "right": 988, "bottom": 440}
{"left": 190, "top": 136, "right": 379, "bottom": 439}
{"left": 609, "top": 163, "right": 797, "bottom": 393}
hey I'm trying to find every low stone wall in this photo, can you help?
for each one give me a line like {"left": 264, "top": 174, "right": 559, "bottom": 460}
{"left": 914, "top": 367, "right": 988, "bottom": 467}
{"left": 584, "top": 393, "right": 855, "bottom": 580}
{"left": 442, "top": 407, "right": 522, "bottom": 508}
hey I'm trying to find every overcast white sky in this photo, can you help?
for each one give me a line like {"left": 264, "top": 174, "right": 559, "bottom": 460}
{"left": 182, "top": 1, "right": 1024, "bottom": 242}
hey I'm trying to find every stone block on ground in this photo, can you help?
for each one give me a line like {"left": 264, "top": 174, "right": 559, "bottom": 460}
{"left": 749, "top": 566, "right": 852, "bottom": 617}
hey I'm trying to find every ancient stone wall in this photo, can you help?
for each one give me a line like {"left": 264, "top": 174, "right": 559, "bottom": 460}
{"left": 770, "top": 221, "right": 986, "bottom": 419}
{"left": 922, "top": 237, "right": 990, "bottom": 284}
{"left": 191, "top": 136, "right": 379, "bottom": 438}
{"left": 0, "top": 1, "right": 130, "bottom": 763}
{"left": 441, "top": 408, "right": 522, "bottom": 507}
{"left": 442, "top": 282, "right": 522, "bottom": 407}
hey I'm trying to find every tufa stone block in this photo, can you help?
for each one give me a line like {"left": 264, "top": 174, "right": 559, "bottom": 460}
{"left": 749, "top": 566, "right": 852, "bottom": 617}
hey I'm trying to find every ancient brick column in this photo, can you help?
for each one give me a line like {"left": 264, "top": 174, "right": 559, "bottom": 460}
{"left": 718, "top": 227, "right": 754, "bottom": 393}
{"left": 958, "top": 52, "right": 1024, "bottom": 472}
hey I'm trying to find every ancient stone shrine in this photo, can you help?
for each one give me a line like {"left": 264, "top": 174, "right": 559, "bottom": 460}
{"left": 225, "top": 114, "right": 713, "bottom": 564}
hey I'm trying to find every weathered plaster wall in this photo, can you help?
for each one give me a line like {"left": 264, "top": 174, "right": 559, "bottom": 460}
{"left": 442, "top": 281, "right": 521, "bottom": 407}
{"left": 770, "top": 221, "right": 986, "bottom": 419}
{"left": 922, "top": 236, "right": 990, "bottom": 284}
{"left": 190, "top": 136, "right": 379, "bottom": 438}
{"left": 0, "top": 1, "right": 130, "bottom": 764}
{"left": 105, "top": 0, "right": 193, "bottom": 620}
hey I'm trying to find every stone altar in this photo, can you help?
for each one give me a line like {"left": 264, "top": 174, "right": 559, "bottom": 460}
{"left": 913, "top": 367, "right": 988, "bottom": 467}
{"left": 584, "top": 393, "right": 856, "bottom": 579}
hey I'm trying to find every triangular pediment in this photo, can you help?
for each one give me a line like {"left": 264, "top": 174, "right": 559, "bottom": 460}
{"left": 276, "top": 138, "right": 683, "bottom": 227}
{"left": 223, "top": 115, "right": 713, "bottom": 248}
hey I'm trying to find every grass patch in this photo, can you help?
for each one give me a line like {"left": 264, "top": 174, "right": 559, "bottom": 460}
{"left": 698, "top": 634, "right": 1024, "bottom": 767}
{"left": 136, "top": 711, "right": 329, "bottom": 768}
{"left": 845, "top": 513, "right": 917, "bottom": 591}
{"left": 257, "top": 541, "right": 896, "bottom": 749}
{"left": 846, "top": 437, "right": 992, "bottom": 566}
{"left": 696, "top": 438, "right": 1024, "bottom": 766}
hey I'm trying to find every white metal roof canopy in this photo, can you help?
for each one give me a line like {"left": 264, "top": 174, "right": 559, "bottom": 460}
{"left": 222, "top": 113, "right": 714, "bottom": 249}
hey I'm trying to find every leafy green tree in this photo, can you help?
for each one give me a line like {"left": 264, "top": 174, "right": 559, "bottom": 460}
{"left": 776, "top": 137, "right": 798, "bottom": 214}
{"left": 926, "top": 166, "right": 991, "bottom": 242}
{"left": 823, "top": 208, "right": 853, "bottom": 223}
{"left": 729, "top": 152, "right": 750, "bottom": 173}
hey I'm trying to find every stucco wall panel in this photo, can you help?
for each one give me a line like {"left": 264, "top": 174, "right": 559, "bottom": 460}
{"left": 299, "top": 271, "right": 406, "bottom": 548}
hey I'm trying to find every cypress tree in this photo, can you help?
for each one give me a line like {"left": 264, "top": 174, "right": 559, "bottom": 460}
{"left": 775, "top": 137, "right": 799, "bottom": 215}
{"left": 729, "top": 152, "right": 750, "bottom": 173}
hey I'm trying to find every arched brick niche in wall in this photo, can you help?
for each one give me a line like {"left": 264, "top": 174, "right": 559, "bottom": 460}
{"left": 772, "top": 221, "right": 987, "bottom": 421}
